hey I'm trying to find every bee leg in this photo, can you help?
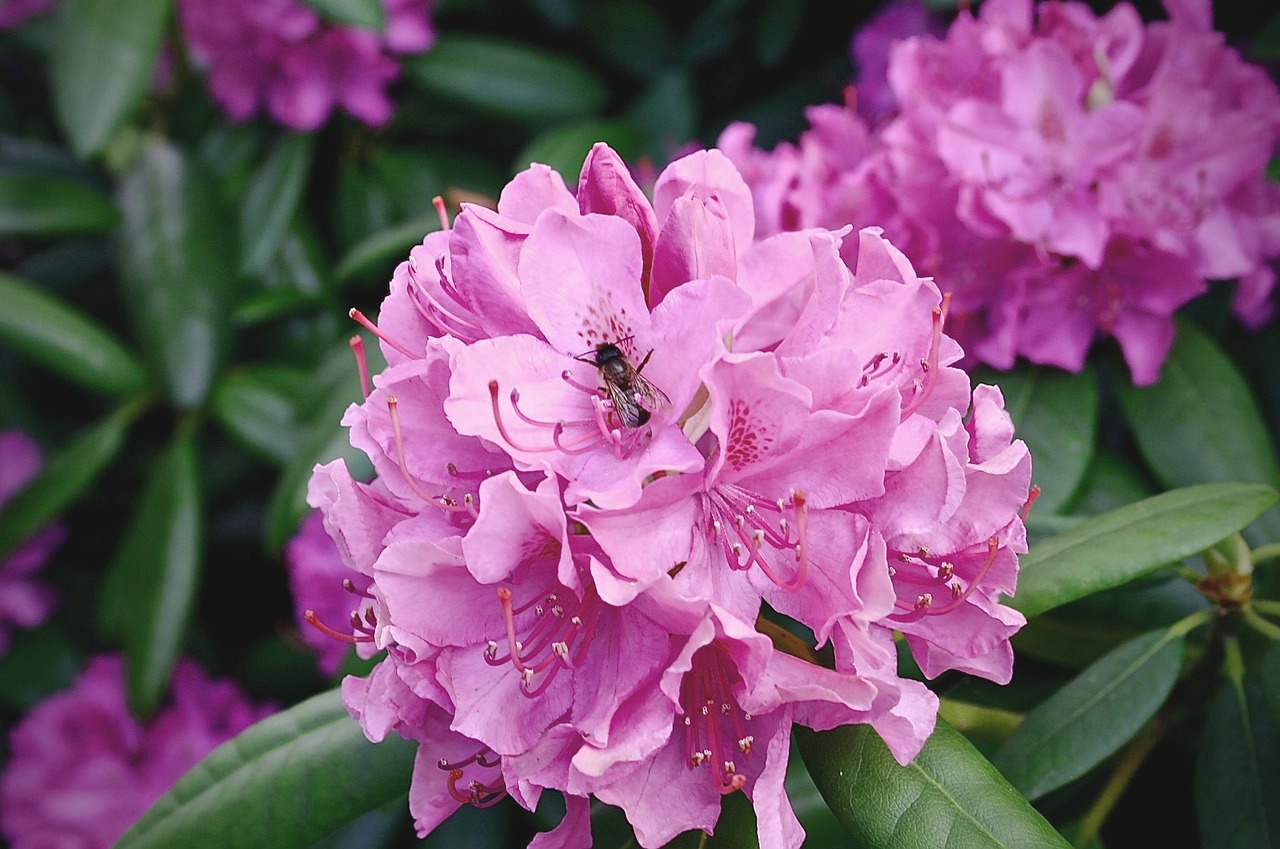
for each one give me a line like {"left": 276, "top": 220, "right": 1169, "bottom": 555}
{"left": 636, "top": 349, "right": 655, "bottom": 373}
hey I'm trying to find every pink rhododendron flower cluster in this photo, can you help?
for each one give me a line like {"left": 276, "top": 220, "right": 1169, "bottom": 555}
{"left": 0, "top": 655, "right": 274, "bottom": 849}
{"left": 286, "top": 509, "right": 372, "bottom": 674}
{"left": 721, "top": 0, "right": 1280, "bottom": 385}
{"left": 0, "top": 430, "right": 63, "bottom": 655}
{"left": 175, "top": 0, "right": 435, "bottom": 131}
{"left": 309, "top": 142, "right": 1033, "bottom": 847}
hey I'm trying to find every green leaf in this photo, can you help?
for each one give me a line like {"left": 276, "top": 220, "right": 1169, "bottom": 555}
{"left": 103, "top": 431, "right": 202, "bottom": 719}
{"left": 405, "top": 35, "right": 608, "bottom": 125}
{"left": 1263, "top": 642, "right": 1280, "bottom": 732}
{"left": 580, "top": 1, "right": 673, "bottom": 78}
{"left": 975, "top": 365, "right": 1097, "bottom": 515}
{"left": 754, "top": 0, "right": 804, "bottom": 67}
{"left": 0, "top": 272, "right": 148, "bottom": 397}
{"left": 798, "top": 720, "right": 1071, "bottom": 849}
{"left": 1196, "top": 679, "right": 1280, "bottom": 848}
{"left": 1012, "top": 483, "right": 1279, "bottom": 618}
{"left": 210, "top": 365, "right": 311, "bottom": 465}
{"left": 514, "top": 120, "right": 645, "bottom": 185}
{"left": 625, "top": 70, "right": 698, "bottom": 164}
{"left": 116, "top": 688, "right": 416, "bottom": 849}
{"left": 296, "top": 0, "right": 385, "bottom": 29}
{"left": 0, "top": 173, "right": 118, "bottom": 235}
{"left": 1065, "top": 448, "right": 1154, "bottom": 517}
{"left": 333, "top": 213, "right": 440, "bottom": 284}
{"left": 239, "top": 134, "right": 315, "bottom": 276}
{"left": 116, "top": 137, "right": 237, "bottom": 409}
{"left": 49, "top": 0, "right": 171, "bottom": 158}
{"left": 0, "top": 623, "right": 81, "bottom": 711}
{"left": 993, "top": 629, "right": 1184, "bottom": 799}
{"left": 0, "top": 406, "right": 137, "bottom": 558}
{"left": 1113, "top": 321, "right": 1280, "bottom": 543}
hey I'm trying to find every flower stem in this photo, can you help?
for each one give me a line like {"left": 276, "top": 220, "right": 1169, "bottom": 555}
{"left": 1242, "top": 606, "right": 1280, "bottom": 641}
{"left": 1251, "top": 598, "right": 1280, "bottom": 618}
{"left": 1167, "top": 607, "right": 1215, "bottom": 638}
{"left": 1072, "top": 720, "right": 1164, "bottom": 848}
{"left": 1251, "top": 542, "right": 1280, "bottom": 567}
{"left": 937, "top": 699, "right": 1023, "bottom": 743}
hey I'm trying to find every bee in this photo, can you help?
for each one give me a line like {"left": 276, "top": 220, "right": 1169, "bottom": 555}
{"left": 575, "top": 341, "right": 669, "bottom": 429}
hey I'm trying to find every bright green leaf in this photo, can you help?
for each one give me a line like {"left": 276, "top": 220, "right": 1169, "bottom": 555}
{"left": 1196, "top": 679, "right": 1280, "bottom": 848}
{"left": 1012, "top": 483, "right": 1279, "bottom": 618}
{"left": 0, "top": 173, "right": 118, "bottom": 235}
{"left": 0, "top": 272, "right": 148, "bottom": 398}
{"left": 515, "top": 120, "right": 644, "bottom": 184}
{"left": 405, "top": 35, "right": 608, "bottom": 125}
{"left": 994, "top": 629, "right": 1185, "bottom": 799}
{"left": 975, "top": 365, "right": 1097, "bottom": 515}
{"left": 50, "top": 0, "right": 170, "bottom": 158}
{"left": 296, "top": 0, "right": 385, "bottom": 29}
{"left": 239, "top": 134, "right": 315, "bottom": 276}
{"left": 116, "top": 138, "right": 237, "bottom": 409}
{"left": 1114, "top": 321, "right": 1280, "bottom": 543}
{"left": 0, "top": 406, "right": 137, "bottom": 558}
{"left": 210, "top": 365, "right": 311, "bottom": 465}
{"left": 103, "top": 431, "right": 202, "bottom": 719}
{"left": 798, "top": 720, "right": 1071, "bottom": 849}
{"left": 116, "top": 689, "right": 416, "bottom": 849}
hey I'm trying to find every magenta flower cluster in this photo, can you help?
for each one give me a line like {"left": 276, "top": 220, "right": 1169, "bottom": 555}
{"left": 309, "top": 143, "right": 1033, "bottom": 847}
{"left": 0, "top": 655, "right": 274, "bottom": 849}
{"left": 0, "top": 430, "right": 62, "bottom": 655}
{"left": 176, "top": 0, "right": 435, "bottom": 131}
{"left": 0, "top": 0, "right": 53, "bottom": 30}
{"left": 720, "top": 0, "right": 1280, "bottom": 385}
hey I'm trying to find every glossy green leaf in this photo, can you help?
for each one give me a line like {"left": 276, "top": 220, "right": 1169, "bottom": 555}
{"left": 625, "top": 70, "right": 698, "bottom": 164}
{"left": 116, "top": 689, "right": 416, "bottom": 849}
{"left": 106, "top": 431, "right": 202, "bottom": 719}
{"left": 994, "top": 629, "right": 1184, "bottom": 799}
{"left": 1263, "top": 642, "right": 1280, "bottom": 732}
{"left": 0, "top": 406, "right": 136, "bottom": 558}
{"left": 1114, "top": 321, "right": 1280, "bottom": 542}
{"left": 0, "top": 272, "right": 148, "bottom": 397}
{"left": 116, "top": 138, "right": 236, "bottom": 409}
{"left": 333, "top": 213, "right": 440, "bottom": 284}
{"left": 297, "top": 0, "right": 385, "bottom": 29}
{"left": 580, "top": 1, "right": 673, "bottom": 78}
{"left": 1066, "top": 448, "right": 1154, "bottom": 517}
{"left": 210, "top": 365, "right": 310, "bottom": 465}
{"left": 239, "top": 134, "right": 315, "bottom": 275}
{"left": 0, "top": 173, "right": 118, "bottom": 235}
{"left": 405, "top": 35, "right": 608, "bottom": 124}
{"left": 49, "top": 0, "right": 170, "bottom": 157}
{"left": 515, "top": 120, "right": 644, "bottom": 184}
{"left": 1196, "top": 679, "right": 1280, "bottom": 848}
{"left": 1012, "top": 483, "right": 1279, "bottom": 618}
{"left": 975, "top": 365, "right": 1097, "bottom": 514}
{"left": 798, "top": 720, "right": 1071, "bottom": 849}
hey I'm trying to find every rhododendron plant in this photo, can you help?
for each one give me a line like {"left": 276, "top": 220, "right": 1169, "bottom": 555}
{"left": 0, "top": 655, "right": 274, "bottom": 849}
{"left": 720, "top": 0, "right": 1280, "bottom": 385}
{"left": 309, "top": 142, "right": 1034, "bottom": 847}
{"left": 175, "top": 0, "right": 435, "bottom": 130}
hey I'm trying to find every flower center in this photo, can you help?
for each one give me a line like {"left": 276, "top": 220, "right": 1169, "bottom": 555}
{"left": 702, "top": 483, "right": 810, "bottom": 591}
{"left": 887, "top": 536, "right": 1000, "bottom": 621}
{"left": 679, "top": 643, "right": 753, "bottom": 794}
{"left": 485, "top": 581, "right": 602, "bottom": 698}
{"left": 438, "top": 747, "right": 506, "bottom": 808}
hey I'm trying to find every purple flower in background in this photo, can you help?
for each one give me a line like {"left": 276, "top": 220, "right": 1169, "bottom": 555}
{"left": 175, "top": 0, "right": 435, "bottom": 131}
{"left": 0, "top": 655, "right": 275, "bottom": 849}
{"left": 722, "top": 0, "right": 1280, "bottom": 385}
{"left": 285, "top": 509, "right": 373, "bottom": 675}
{"left": 0, "top": 0, "right": 53, "bottom": 30}
{"left": 850, "top": 0, "right": 943, "bottom": 126}
{"left": 0, "top": 430, "right": 63, "bottom": 655}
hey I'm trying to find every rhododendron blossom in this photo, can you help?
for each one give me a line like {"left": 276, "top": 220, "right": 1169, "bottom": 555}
{"left": 0, "top": 430, "right": 63, "bottom": 655}
{"left": 720, "top": 0, "right": 1280, "bottom": 385}
{"left": 0, "top": 0, "right": 52, "bottom": 29}
{"left": 176, "top": 0, "right": 435, "bottom": 130}
{"left": 0, "top": 655, "right": 274, "bottom": 849}
{"left": 309, "top": 142, "right": 1033, "bottom": 847}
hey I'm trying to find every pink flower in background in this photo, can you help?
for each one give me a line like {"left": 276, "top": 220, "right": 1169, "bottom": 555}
{"left": 850, "top": 0, "right": 942, "bottom": 126}
{"left": 721, "top": 0, "right": 1280, "bottom": 385}
{"left": 0, "top": 655, "right": 274, "bottom": 849}
{"left": 0, "top": 430, "right": 63, "bottom": 656}
{"left": 285, "top": 510, "right": 372, "bottom": 675}
{"left": 0, "top": 0, "right": 53, "bottom": 30}
{"left": 175, "top": 0, "right": 435, "bottom": 131}
{"left": 312, "top": 143, "right": 1033, "bottom": 848}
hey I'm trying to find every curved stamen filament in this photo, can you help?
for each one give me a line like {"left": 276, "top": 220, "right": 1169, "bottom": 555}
{"left": 490, "top": 584, "right": 600, "bottom": 697}
{"left": 901, "top": 293, "right": 951, "bottom": 419}
{"left": 349, "top": 336, "right": 372, "bottom": 399}
{"left": 349, "top": 308, "right": 418, "bottom": 360}
{"left": 707, "top": 486, "right": 810, "bottom": 591}
{"left": 488, "top": 382, "right": 559, "bottom": 454}
{"left": 304, "top": 609, "right": 371, "bottom": 644}
{"left": 445, "top": 769, "right": 506, "bottom": 808}
{"left": 433, "top": 195, "right": 451, "bottom": 231}
{"left": 889, "top": 537, "right": 1000, "bottom": 620}
{"left": 681, "top": 644, "right": 752, "bottom": 794}
{"left": 388, "top": 397, "right": 478, "bottom": 517}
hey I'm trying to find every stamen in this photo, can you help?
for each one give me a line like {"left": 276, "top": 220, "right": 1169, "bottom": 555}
{"left": 348, "top": 308, "right": 418, "bottom": 360}
{"left": 433, "top": 195, "right": 450, "bottom": 231}
{"left": 561, "top": 369, "right": 599, "bottom": 395}
{"left": 1019, "top": 485, "right": 1042, "bottom": 521}
{"left": 303, "top": 609, "right": 369, "bottom": 644}
{"left": 488, "top": 381, "right": 558, "bottom": 454}
{"left": 349, "top": 335, "right": 371, "bottom": 399}
{"left": 901, "top": 293, "right": 951, "bottom": 418}
{"left": 680, "top": 644, "right": 751, "bottom": 794}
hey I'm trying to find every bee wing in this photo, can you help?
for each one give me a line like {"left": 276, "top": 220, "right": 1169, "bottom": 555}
{"left": 631, "top": 372, "right": 670, "bottom": 414}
